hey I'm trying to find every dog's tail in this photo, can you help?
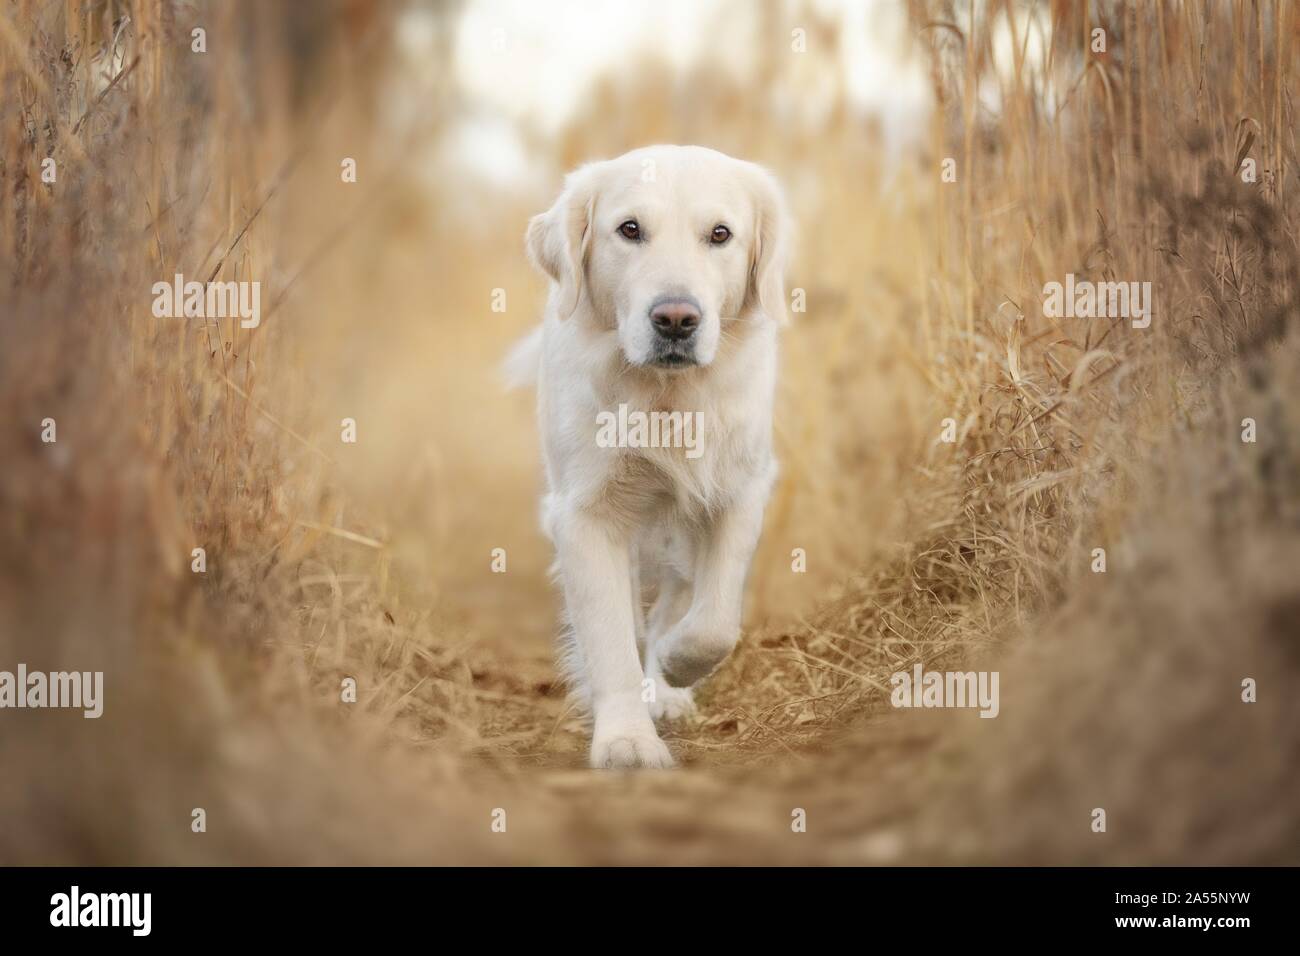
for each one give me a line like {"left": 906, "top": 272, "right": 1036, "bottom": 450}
{"left": 501, "top": 325, "right": 542, "bottom": 390}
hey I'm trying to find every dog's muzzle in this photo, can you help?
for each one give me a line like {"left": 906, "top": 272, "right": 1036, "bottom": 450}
{"left": 647, "top": 295, "right": 701, "bottom": 368}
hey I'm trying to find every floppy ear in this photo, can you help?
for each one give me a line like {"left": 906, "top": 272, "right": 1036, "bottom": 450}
{"left": 743, "top": 165, "right": 791, "bottom": 325}
{"left": 525, "top": 170, "right": 595, "bottom": 318}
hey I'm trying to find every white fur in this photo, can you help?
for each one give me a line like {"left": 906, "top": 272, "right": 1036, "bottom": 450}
{"left": 511, "top": 145, "right": 790, "bottom": 769}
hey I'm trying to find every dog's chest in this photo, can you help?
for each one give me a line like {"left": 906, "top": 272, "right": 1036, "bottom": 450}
{"left": 600, "top": 409, "right": 751, "bottom": 518}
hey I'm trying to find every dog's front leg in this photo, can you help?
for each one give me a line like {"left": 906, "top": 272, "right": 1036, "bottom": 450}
{"left": 556, "top": 508, "right": 674, "bottom": 769}
{"left": 655, "top": 482, "right": 768, "bottom": 688}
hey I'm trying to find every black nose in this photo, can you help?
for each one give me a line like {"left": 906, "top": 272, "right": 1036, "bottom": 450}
{"left": 650, "top": 299, "right": 700, "bottom": 341}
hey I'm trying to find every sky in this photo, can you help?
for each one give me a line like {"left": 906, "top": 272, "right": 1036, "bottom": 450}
{"left": 393, "top": 0, "right": 937, "bottom": 194}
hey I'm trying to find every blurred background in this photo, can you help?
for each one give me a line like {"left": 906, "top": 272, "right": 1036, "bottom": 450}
{"left": 1, "top": 0, "right": 1297, "bottom": 864}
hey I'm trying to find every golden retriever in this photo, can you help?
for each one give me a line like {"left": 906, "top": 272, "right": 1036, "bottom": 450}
{"left": 507, "top": 145, "right": 790, "bottom": 768}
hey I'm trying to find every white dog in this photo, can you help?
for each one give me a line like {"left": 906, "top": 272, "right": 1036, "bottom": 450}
{"left": 507, "top": 145, "right": 790, "bottom": 769}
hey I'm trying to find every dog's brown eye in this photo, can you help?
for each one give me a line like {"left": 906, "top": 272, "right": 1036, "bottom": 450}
{"left": 710, "top": 224, "right": 731, "bottom": 245}
{"left": 618, "top": 220, "right": 641, "bottom": 241}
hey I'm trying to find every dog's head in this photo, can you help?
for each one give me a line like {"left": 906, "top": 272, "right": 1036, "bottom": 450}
{"left": 526, "top": 145, "right": 789, "bottom": 370}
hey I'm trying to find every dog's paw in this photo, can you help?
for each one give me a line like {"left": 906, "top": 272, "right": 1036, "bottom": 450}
{"left": 648, "top": 681, "right": 696, "bottom": 723}
{"left": 590, "top": 728, "right": 675, "bottom": 770}
{"left": 658, "top": 625, "right": 739, "bottom": 688}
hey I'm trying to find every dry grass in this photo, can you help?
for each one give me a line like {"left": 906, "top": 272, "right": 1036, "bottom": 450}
{"left": 1, "top": 0, "right": 1297, "bottom": 864}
